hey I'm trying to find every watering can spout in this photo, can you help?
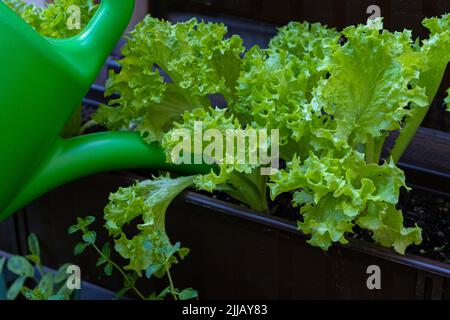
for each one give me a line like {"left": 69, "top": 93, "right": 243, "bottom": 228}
{"left": 51, "top": 0, "right": 135, "bottom": 84}
{"left": 2, "top": 133, "right": 211, "bottom": 219}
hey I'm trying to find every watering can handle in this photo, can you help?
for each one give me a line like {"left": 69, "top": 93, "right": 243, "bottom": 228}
{"left": 50, "top": 0, "right": 136, "bottom": 84}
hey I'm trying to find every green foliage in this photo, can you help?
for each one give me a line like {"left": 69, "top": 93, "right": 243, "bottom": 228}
{"left": 0, "top": 234, "right": 74, "bottom": 300}
{"left": 93, "top": 16, "right": 244, "bottom": 143}
{"left": 268, "top": 21, "right": 340, "bottom": 75}
{"left": 270, "top": 150, "right": 422, "bottom": 252}
{"left": 7, "top": 256, "right": 34, "bottom": 278}
{"left": 5, "top": 0, "right": 98, "bottom": 38}
{"left": 419, "top": 13, "right": 450, "bottom": 100}
{"left": 4, "top": 0, "right": 40, "bottom": 26}
{"left": 236, "top": 47, "right": 310, "bottom": 149}
{"left": 162, "top": 107, "right": 269, "bottom": 211}
{"left": 69, "top": 206, "right": 198, "bottom": 300}
{"left": 94, "top": 15, "right": 449, "bottom": 255}
{"left": 266, "top": 18, "right": 442, "bottom": 252}
{"left": 235, "top": 22, "right": 339, "bottom": 156}
{"left": 313, "top": 21, "right": 428, "bottom": 148}
{"left": 390, "top": 13, "right": 450, "bottom": 161}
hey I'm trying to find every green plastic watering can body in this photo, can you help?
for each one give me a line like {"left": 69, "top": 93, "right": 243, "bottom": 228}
{"left": 0, "top": 0, "right": 211, "bottom": 221}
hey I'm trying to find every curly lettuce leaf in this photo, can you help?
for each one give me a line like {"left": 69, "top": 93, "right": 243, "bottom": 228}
{"left": 357, "top": 202, "right": 422, "bottom": 254}
{"left": 104, "top": 175, "right": 194, "bottom": 276}
{"left": 36, "top": 0, "right": 97, "bottom": 38}
{"left": 162, "top": 107, "right": 269, "bottom": 211}
{"left": 389, "top": 14, "right": 450, "bottom": 162}
{"left": 236, "top": 47, "right": 310, "bottom": 147}
{"left": 269, "top": 21, "right": 340, "bottom": 89}
{"left": 298, "top": 195, "right": 354, "bottom": 249}
{"left": 163, "top": 107, "right": 255, "bottom": 171}
{"left": 420, "top": 14, "right": 450, "bottom": 100}
{"left": 269, "top": 149, "right": 416, "bottom": 252}
{"left": 94, "top": 16, "right": 244, "bottom": 143}
{"left": 235, "top": 23, "right": 339, "bottom": 159}
{"left": 312, "top": 19, "right": 428, "bottom": 148}
{"left": 271, "top": 150, "right": 407, "bottom": 211}
{"left": 4, "top": 0, "right": 40, "bottom": 26}
{"left": 5, "top": 0, "right": 97, "bottom": 38}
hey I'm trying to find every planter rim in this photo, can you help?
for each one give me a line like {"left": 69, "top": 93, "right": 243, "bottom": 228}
{"left": 104, "top": 170, "right": 450, "bottom": 279}
{"left": 182, "top": 191, "right": 450, "bottom": 279}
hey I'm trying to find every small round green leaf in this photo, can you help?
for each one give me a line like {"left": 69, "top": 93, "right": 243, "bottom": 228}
{"left": 82, "top": 231, "right": 97, "bottom": 245}
{"left": 104, "top": 263, "right": 113, "bottom": 277}
{"left": 179, "top": 288, "right": 198, "bottom": 300}
{"left": 74, "top": 243, "right": 88, "bottom": 256}
{"left": 27, "top": 233, "right": 40, "bottom": 258}
{"left": 7, "top": 256, "right": 34, "bottom": 277}
{"left": 68, "top": 225, "right": 79, "bottom": 235}
{"left": 6, "top": 276, "right": 27, "bottom": 300}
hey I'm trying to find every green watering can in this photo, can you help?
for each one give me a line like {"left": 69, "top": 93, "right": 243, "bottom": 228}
{"left": 0, "top": 0, "right": 207, "bottom": 221}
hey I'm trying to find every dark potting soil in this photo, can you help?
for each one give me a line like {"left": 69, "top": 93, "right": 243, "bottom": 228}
{"left": 273, "top": 188, "right": 450, "bottom": 263}
{"left": 206, "top": 187, "right": 450, "bottom": 263}
{"left": 399, "top": 188, "right": 450, "bottom": 262}
{"left": 347, "top": 188, "right": 450, "bottom": 262}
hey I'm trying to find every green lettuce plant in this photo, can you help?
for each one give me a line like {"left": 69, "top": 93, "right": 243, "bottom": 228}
{"left": 5, "top": 0, "right": 97, "bottom": 38}
{"left": 93, "top": 14, "right": 450, "bottom": 257}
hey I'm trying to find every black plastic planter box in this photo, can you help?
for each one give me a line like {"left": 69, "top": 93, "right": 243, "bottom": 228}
{"left": 167, "top": 191, "right": 450, "bottom": 300}
{"left": 5, "top": 170, "right": 446, "bottom": 300}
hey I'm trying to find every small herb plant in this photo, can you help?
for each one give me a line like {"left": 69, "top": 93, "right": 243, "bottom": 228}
{"left": 69, "top": 216, "right": 198, "bottom": 300}
{"left": 91, "top": 14, "right": 450, "bottom": 256}
{"left": 0, "top": 234, "right": 74, "bottom": 300}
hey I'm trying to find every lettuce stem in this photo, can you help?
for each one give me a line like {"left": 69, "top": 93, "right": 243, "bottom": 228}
{"left": 365, "top": 138, "right": 375, "bottom": 163}
{"left": 390, "top": 106, "right": 429, "bottom": 163}
{"left": 391, "top": 55, "right": 449, "bottom": 163}
{"left": 227, "top": 171, "right": 269, "bottom": 213}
